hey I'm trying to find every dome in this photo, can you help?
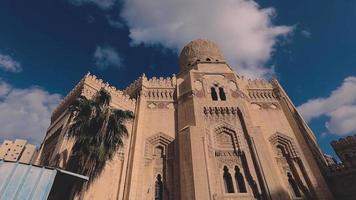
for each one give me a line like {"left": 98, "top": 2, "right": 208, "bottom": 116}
{"left": 179, "top": 39, "right": 225, "bottom": 71}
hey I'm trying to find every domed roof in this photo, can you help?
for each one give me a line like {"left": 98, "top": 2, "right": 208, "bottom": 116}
{"left": 179, "top": 39, "right": 225, "bottom": 71}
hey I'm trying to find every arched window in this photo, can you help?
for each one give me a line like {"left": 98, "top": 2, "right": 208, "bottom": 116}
{"left": 211, "top": 87, "right": 218, "bottom": 101}
{"left": 287, "top": 172, "right": 301, "bottom": 197}
{"left": 219, "top": 87, "right": 226, "bottom": 101}
{"left": 223, "top": 166, "right": 235, "bottom": 193}
{"left": 234, "top": 166, "right": 247, "bottom": 193}
{"left": 155, "top": 174, "right": 163, "bottom": 200}
{"left": 155, "top": 146, "right": 164, "bottom": 158}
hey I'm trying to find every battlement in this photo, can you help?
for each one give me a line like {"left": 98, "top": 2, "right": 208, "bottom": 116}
{"left": 328, "top": 163, "right": 347, "bottom": 173}
{"left": 246, "top": 78, "right": 274, "bottom": 89}
{"left": 83, "top": 73, "right": 135, "bottom": 104}
{"left": 331, "top": 134, "right": 356, "bottom": 149}
{"left": 51, "top": 72, "right": 136, "bottom": 122}
{"left": 50, "top": 76, "right": 86, "bottom": 122}
{"left": 123, "top": 75, "right": 144, "bottom": 97}
{"left": 124, "top": 74, "right": 177, "bottom": 97}
{"left": 146, "top": 75, "right": 176, "bottom": 88}
{"left": 326, "top": 162, "right": 356, "bottom": 176}
{"left": 243, "top": 78, "right": 280, "bottom": 102}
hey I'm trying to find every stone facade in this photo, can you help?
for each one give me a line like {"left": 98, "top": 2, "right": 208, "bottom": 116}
{"left": 0, "top": 139, "right": 36, "bottom": 164}
{"left": 36, "top": 39, "right": 334, "bottom": 200}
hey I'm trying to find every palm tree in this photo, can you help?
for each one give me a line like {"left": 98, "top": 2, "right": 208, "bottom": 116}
{"left": 66, "top": 88, "right": 134, "bottom": 184}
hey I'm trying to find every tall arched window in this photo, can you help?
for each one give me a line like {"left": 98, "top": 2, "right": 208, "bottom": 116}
{"left": 287, "top": 172, "right": 301, "bottom": 197}
{"left": 223, "top": 166, "right": 235, "bottom": 193}
{"left": 234, "top": 166, "right": 247, "bottom": 193}
{"left": 155, "top": 174, "right": 163, "bottom": 200}
{"left": 211, "top": 87, "right": 218, "bottom": 101}
{"left": 155, "top": 146, "right": 164, "bottom": 158}
{"left": 219, "top": 87, "right": 226, "bottom": 101}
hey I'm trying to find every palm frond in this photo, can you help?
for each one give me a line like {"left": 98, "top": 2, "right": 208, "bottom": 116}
{"left": 66, "top": 88, "right": 135, "bottom": 190}
{"left": 93, "top": 88, "right": 111, "bottom": 108}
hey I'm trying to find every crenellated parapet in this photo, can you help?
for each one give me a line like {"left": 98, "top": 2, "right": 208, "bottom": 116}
{"left": 83, "top": 73, "right": 136, "bottom": 110}
{"left": 124, "top": 74, "right": 177, "bottom": 101}
{"left": 328, "top": 134, "right": 356, "bottom": 172}
{"left": 247, "top": 79, "right": 273, "bottom": 89}
{"left": 327, "top": 163, "right": 347, "bottom": 173}
{"left": 51, "top": 72, "right": 136, "bottom": 123}
{"left": 145, "top": 74, "right": 176, "bottom": 88}
{"left": 331, "top": 134, "right": 356, "bottom": 150}
{"left": 123, "top": 75, "right": 144, "bottom": 98}
{"left": 50, "top": 76, "right": 86, "bottom": 123}
{"left": 245, "top": 79, "right": 278, "bottom": 102}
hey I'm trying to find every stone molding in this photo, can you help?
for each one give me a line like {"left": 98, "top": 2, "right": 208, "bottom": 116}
{"left": 250, "top": 102, "right": 280, "bottom": 110}
{"left": 269, "top": 132, "right": 300, "bottom": 158}
{"left": 247, "top": 89, "right": 278, "bottom": 102}
{"left": 141, "top": 88, "right": 175, "bottom": 101}
{"left": 203, "top": 107, "right": 240, "bottom": 116}
{"left": 146, "top": 101, "right": 174, "bottom": 109}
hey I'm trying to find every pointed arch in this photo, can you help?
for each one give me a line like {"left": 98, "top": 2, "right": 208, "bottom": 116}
{"left": 145, "top": 132, "right": 174, "bottom": 158}
{"left": 234, "top": 166, "right": 247, "bottom": 193}
{"left": 214, "top": 123, "right": 240, "bottom": 150}
{"left": 269, "top": 132, "right": 299, "bottom": 158}
{"left": 211, "top": 87, "right": 218, "bottom": 101}
{"left": 219, "top": 87, "right": 226, "bottom": 101}
{"left": 145, "top": 133, "right": 174, "bottom": 199}
{"left": 269, "top": 132, "right": 315, "bottom": 199}
{"left": 155, "top": 174, "right": 163, "bottom": 200}
{"left": 223, "top": 166, "right": 235, "bottom": 193}
{"left": 287, "top": 172, "right": 302, "bottom": 197}
{"left": 146, "top": 132, "right": 174, "bottom": 146}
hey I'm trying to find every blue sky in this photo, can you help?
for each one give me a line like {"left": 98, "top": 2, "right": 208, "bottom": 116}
{"left": 0, "top": 0, "right": 355, "bottom": 158}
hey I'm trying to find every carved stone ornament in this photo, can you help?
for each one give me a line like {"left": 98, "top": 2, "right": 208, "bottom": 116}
{"left": 229, "top": 80, "right": 238, "bottom": 91}
{"left": 147, "top": 101, "right": 173, "bottom": 109}
{"left": 194, "top": 80, "right": 203, "bottom": 91}
{"left": 250, "top": 102, "right": 280, "bottom": 110}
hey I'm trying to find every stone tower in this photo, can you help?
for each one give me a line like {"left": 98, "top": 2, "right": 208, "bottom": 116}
{"left": 36, "top": 39, "right": 334, "bottom": 200}
{"left": 327, "top": 135, "right": 356, "bottom": 200}
{"left": 331, "top": 135, "right": 356, "bottom": 167}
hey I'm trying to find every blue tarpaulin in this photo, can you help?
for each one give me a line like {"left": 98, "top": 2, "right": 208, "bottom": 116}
{"left": 0, "top": 160, "right": 88, "bottom": 200}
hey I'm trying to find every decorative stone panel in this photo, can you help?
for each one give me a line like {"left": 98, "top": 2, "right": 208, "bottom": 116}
{"left": 269, "top": 132, "right": 300, "bottom": 158}
{"left": 144, "top": 132, "right": 174, "bottom": 166}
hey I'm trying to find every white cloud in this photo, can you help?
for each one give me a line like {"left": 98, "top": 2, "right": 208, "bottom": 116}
{"left": 67, "top": 0, "right": 292, "bottom": 77}
{"left": 69, "top": 0, "right": 116, "bottom": 10}
{"left": 120, "top": 0, "right": 293, "bottom": 78}
{"left": 106, "top": 15, "right": 124, "bottom": 29}
{"left": 0, "top": 81, "right": 11, "bottom": 96}
{"left": 301, "top": 30, "right": 311, "bottom": 38}
{"left": 0, "top": 80, "right": 61, "bottom": 146}
{"left": 0, "top": 54, "right": 22, "bottom": 73}
{"left": 94, "top": 46, "right": 123, "bottom": 70}
{"left": 298, "top": 77, "right": 356, "bottom": 135}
